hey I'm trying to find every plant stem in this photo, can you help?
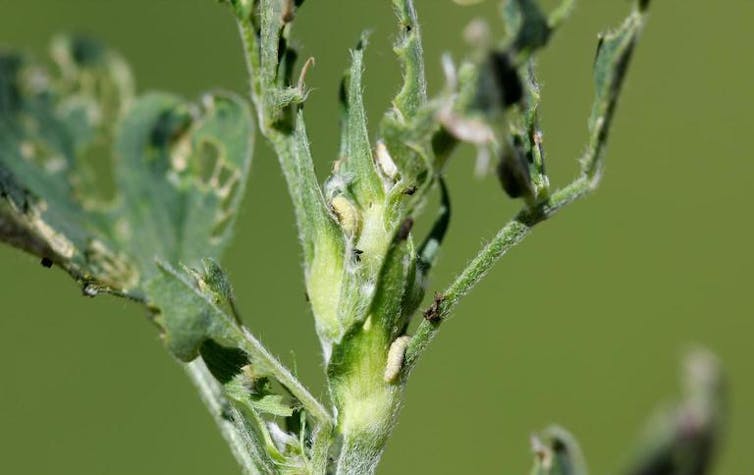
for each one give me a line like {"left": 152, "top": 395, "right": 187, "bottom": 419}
{"left": 404, "top": 175, "right": 595, "bottom": 373}
{"left": 184, "top": 360, "right": 260, "bottom": 475}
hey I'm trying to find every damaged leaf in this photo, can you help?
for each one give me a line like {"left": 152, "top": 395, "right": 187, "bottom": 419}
{"left": 0, "top": 37, "right": 253, "bottom": 298}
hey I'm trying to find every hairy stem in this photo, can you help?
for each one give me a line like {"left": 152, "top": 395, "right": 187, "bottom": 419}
{"left": 405, "top": 175, "right": 595, "bottom": 372}
{"left": 185, "top": 360, "right": 260, "bottom": 475}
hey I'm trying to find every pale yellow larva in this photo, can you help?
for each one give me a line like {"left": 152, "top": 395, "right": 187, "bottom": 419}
{"left": 384, "top": 335, "right": 412, "bottom": 383}
{"left": 330, "top": 195, "right": 361, "bottom": 238}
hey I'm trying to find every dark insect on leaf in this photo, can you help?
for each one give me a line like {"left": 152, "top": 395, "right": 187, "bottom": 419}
{"left": 352, "top": 248, "right": 364, "bottom": 262}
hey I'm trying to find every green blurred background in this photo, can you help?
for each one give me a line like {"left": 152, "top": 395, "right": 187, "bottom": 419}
{"left": 1, "top": 0, "right": 751, "bottom": 473}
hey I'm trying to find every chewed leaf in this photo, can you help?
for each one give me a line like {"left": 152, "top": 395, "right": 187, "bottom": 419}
{"left": 112, "top": 91, "right": 253, "bottom": 276}
{"left": 0, "top": 42, "right": 138, "bottom": 293}
{"left": 0, "top": 37, "right": 253, "bottom": 297}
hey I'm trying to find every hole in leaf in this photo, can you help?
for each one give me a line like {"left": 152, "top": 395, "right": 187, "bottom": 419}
{"left": 216, "top": 165, "right": 233, "bottom": 189}
{"left": 71, "top": 139, "right": 117, "bottom": 203}
{"left": 221, "top": 179, "right": 240, "bottom": 212}
{"left": 210, "top": 212, "right": 233, "bottom": 240}
{"left": 195, "top": 140, "right": 220, "bottom": 184}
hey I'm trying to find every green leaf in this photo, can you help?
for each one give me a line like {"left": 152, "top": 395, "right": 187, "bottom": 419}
{"left": 252, "top": 394, "right": 296, "bottom": 419}
{"left": 333, "top": 34, "right": 384, "bottom": 208}
{"left": 0, "top": 37, "right": 254, "bottom": 297}
{"left": 390, "top": 0, "right": 427, "bottom": 118}
{"left": 501, "top": 0, "right": 573, "bottom": 55}
{"left": 377, "top": 0, "right": 435, "bottom": 208}
{"left": 582, "top": 4, "right": 646, "bottom": 178}
{"left": 226, "top": 376, "right": 296, "bottom": 419}
{"left": 0, "top": 38, "right": 137, "bottom": 294}
{"left": 147, "top": 262, "right": 241, "bottom": 361}
{"left": 150, "top": 262, "right": 318, "bottom": 472}
{"left": 529, "top": 426, "right": 588, "bottom": 475}
{"left": 113, "top": 90, "right": 253, "bottom": 275}
{"left": 501, "top": 0, "right": 551, "bottom": 53}
{"left": 369, "top": 229, "right": 415, "bottom": 339}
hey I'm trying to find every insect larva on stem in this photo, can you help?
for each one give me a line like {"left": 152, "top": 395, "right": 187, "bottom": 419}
{"left": 384, "top": 335, "right": 412, "bottom": 383}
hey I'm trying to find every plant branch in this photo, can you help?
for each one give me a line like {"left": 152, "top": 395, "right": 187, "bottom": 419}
{"left": 403, "top": 0, "right": 649, "bottom": 375}
{"left": 236, "top": 7, "right": 341, "bottom": 267}
{"left": 404, "top": 176, "right": 593, "bottom": 372}
{"left": 157, "top": 261, "right": 334, "bottom": 429}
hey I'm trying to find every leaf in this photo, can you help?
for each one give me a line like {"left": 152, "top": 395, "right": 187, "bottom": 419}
{"left": 147, "top": 262, "right": 241, "bottom": 361}
{"left": 112, "top": 91, "right": 253, "bottom": 276}
{"left": 252, "top": 394, "right": 296, "bottom": 419}
{"left": 377, "top": 0, "right": 435, "bottom": 207}
{"left": 0, "top": 37, "right": 254, "bottom": 297}
{"left": 333, "top": 34, "right": 384, "bottom": 207}
{"left": 390, "top": 0, "right": 427, "bottom": 117}
{"left": 150, "top": 262, "right": 312, "bottom": 472}
{"left": 582, "top": 4, "right": 646, "bottom": 177}
{"left": 0, "top": 38, "right": 138, "bottom": 293}
{"left": 501, "top": 0, "right": 551, "bottom": 53}
{"left": 500, "top": 0, "right": 573, "bottom": 54}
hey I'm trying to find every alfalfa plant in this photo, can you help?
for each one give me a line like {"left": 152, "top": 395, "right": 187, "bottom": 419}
{"left": 0, "top": 0, "right": 726, "bottom": 473}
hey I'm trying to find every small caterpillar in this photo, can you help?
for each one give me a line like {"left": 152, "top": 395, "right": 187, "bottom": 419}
{"left": 384, "top": 335, "right": 412, "bottom": 383}
{"left": 330, "top": 195, "right": 361, "bottom": 238}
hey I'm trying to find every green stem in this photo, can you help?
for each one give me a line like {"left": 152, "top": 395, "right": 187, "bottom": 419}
{"left": 238, "top": 16, "right": 341, "bottom": 246}
{"left": 184, "top": 360, "right": 260, "bottom": 475}
{"left": 331, "top": 328, "right": 401, "bottom": 475}
{"left": 404, "top": 175, "right": 595, "bottom": 372}
{"left": 237, "top": 16, "right": 345, "bottom": 342}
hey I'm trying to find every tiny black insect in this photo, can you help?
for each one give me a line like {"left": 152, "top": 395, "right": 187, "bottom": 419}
{"left": 353, "top": 248, "right": 364, "bottom": 262}
{"left": 40, "top": 257, "right": 53, "bottom": 268}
